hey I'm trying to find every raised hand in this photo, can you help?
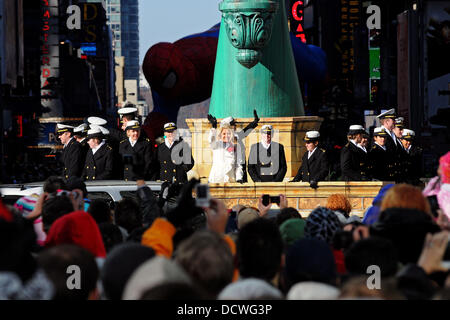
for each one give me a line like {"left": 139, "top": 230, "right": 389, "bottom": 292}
{"left": 253, "top": 109, "right": 260, "bottom": 123}
{"left": 207, "top": 114, "right": 217, "bottom": 128}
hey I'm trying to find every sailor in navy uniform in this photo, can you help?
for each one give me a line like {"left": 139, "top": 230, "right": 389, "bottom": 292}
{"left": 292, "top": 131, "right": 329, "bottom": 187}
{"left": 56, "top": 123, "right": 84, "bottom": 180}
{"left": 82, "top": 127, "right": 114, "bottom": 181}
{"left": 369, "top": 127, "right": 395, "bottom": 181}
{"left": 393, "top": 117, "right": 408, "bottom": 182}
{"left": 247, "top": 125, "right": 287, "bottom": 182}
{"left": 119, "top": 120, "right": 153, "bottom": 181}
{"left": 88, "top": 117, "right": 124, "bottom": 179}
{"left": 73, "top": 123, "right": 90, "bottom": 167}
{"left": 400, "top": 129, "right": 423, "bottom": 185}
{"left": 152, "top": 122, "right": 194, "bottom": 183}
{"left": 340, "top": 125, "right": 370, "bottom": 181}
{"left": 377, "top": 108, "right": 402, "bottom": 180}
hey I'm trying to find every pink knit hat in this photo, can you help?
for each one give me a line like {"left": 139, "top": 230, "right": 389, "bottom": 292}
{"left": 439, "top": 151, "right": 450, "bottom": 184}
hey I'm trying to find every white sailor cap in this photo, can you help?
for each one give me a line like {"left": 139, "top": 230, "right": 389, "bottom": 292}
{"left": 56, "top": 124, "right": 74, "bottom": 135}
{"left": 373, "top": 127, "right": 388, "bottom": 136}
{"left": 395, "top": 117, "right": 405, "bottom": 127}
{"left": 163, "top": 122, "right": 177, "bottom": 132}
{"left": 401, "top": 129, "right": 415, "bottom": 140}
{"left": 73, "top": 123, "right": 89, "bottom": 135}
{"left": 348, "top": 125, "right": 366, "bottom": 135}
{"left": 86, "top": 127, "right": 104, "bottom": 140}
{"left": 125, "top": 120, "right": 141, "bottom": 130}
{"left": 118, "top": 107, "right": 138, "bottom": 116}
{"left": 261, "top": 125, "right": 273, "bottom": 134}
{"left": 220, "top": 116, "right": 235, "bottom": 127}
{"left": 304, "top": 131, "right": 320, "bottom": 141}
{"left": 377, "top": 108, "right": 396, "bottom": 119}
{"left": 87, "top": 117, "right": 108, "bottom": 126}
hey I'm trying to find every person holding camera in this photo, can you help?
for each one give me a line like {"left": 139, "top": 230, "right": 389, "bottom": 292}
{"left": 82, "top": 127, "right": 114, "bottom": 181}
{"left": 119, "top": 121, "right": 153, "bottom": 181}
{"left": 56, "top": 123, "right": 84, "bottom": 180}
{"left": 291, "top": 131, "right": 329, "bottom": 188}
{"left": 247, "top": 125, "right": 287, "bottom": 182}
{"left": 151, "top": 122, "right": 194, "bottom": 183}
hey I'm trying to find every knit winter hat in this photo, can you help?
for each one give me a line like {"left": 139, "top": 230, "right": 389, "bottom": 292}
{"left": 284, "top": 238, "right": 337, "bottom": 288}
{"left": 287, "top": 281, "right": 340, "bottom": 300}
{"left": 279, "top": 218, "right": 305, "bottom": 247}
{"left": 362, "top": 184, "right": 395, "bottom": 225}
{"left": 101, "top": 243, "right": 155, "bottom": 300}
{"left": 14, "top": 194, "right": 39, "bottom": 218}
{"left": 44, "top": 211, "right": 106, "bottom": 258}
{"left": 304, "top": 207, "right": 342, "bottom": 245}
{"left": 439, "top": 151, "right": 450, "bottom": 184}
{"left": 122, "top": 256, "right": 192, "bottom": 300}
{"left": 237, "top": 207, "right": 260, "bottom": 230}
{"left": 218, "top": 278, "right": 283, "bottom": 300}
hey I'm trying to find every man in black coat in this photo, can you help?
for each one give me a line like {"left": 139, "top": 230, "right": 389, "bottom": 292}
{"left": 400, "top": 129, "right": 423, "bottom": 185}
{"left": 377, "top": 108, "right": 402, "bottom": 181}
{"left": 73, "top": 123, "right": 90, "bottom": 168}
{"left": 82, "top": 127, "right": 114, "bottom": 181}
{"left": 151, "top": 122, "right": 194, "bottom": 183}
{"left": 119, "top": 120, "right": 153, "bottom": 181}
{"left": 292, "top": 131, "right": 329, "bottom": 187}
{"left": 248, "top": 125, "right": 287, "bottom": 182}
{"left": 56, "top": 124, "right": 84, "bottom": 180}
{"left": 340, "top": 125, "right": 370, "bottom": 181}
{"left": 369, "top": 127, "right": 395, "bottom": 181}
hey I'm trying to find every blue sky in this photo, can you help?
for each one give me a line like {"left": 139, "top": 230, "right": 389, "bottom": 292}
{"left": 139, "top": 0, "right": 221, "bottom": 64}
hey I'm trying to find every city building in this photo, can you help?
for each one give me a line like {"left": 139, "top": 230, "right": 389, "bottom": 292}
{"left": 90, "top": 0, "right": 140, "bottom": 107}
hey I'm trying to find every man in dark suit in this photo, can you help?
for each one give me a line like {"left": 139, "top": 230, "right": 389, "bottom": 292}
{"left": 152, "top": 122, "right": 194, "bottom": 183}
{"left": 82, "top": 127, "right": 114, "bottom": 181}
{"left": 340, "top": 125, "right": 370, "bottom": 181}
{"left": 56, "top": 124, "right": 84, "bottom": 180}
{"left": 119, "top": 120, "right": 153, "bottom": 181}
{"left": 292, "top": 131, "right": 329, "bottom": 187}
{"left": 248, "top": 125, "right": 287, "bottom": 182}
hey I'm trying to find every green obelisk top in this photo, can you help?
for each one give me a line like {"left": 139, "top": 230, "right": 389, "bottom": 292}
{"left": 209, "top": 0, "right": 305, "bottom": 118}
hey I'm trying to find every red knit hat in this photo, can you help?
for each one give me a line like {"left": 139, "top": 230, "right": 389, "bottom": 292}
{"left": 45, "top": 211, "right": 106, "bottom": 258}
{"left": 0, "top": 198, "right": 13, "bottom": 222}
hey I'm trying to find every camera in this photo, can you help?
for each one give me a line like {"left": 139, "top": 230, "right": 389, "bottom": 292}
{"left": 262, "top": 194, "right": 280, "bottom": 206}
{"left": 195, "top": 184, "right": 210, "bottom": 208}
{"left": 56, "top": 189, "right": 78, "bottom": 200}
{"left": 427, "top": 195, "right": 440, "bottom": 218}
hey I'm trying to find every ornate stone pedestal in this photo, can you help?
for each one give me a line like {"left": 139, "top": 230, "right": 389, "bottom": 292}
{"left": 207, "top": 181, "right": 391, "bottom": 217}
{"left": 186, "top": 116, "right": 323, "bottom": 182}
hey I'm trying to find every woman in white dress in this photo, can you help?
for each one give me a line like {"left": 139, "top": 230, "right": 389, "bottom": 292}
{"left": 208, "top": 124, "right": 244, "bottom": 183}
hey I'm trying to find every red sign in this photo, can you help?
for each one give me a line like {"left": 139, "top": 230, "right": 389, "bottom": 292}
{"left": 291, "top": 1, "right": 306, "bottom": 43}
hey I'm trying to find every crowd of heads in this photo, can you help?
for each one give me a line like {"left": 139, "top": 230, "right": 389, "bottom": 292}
{"left": 1, "top": 150, "right": 450, "bottom": 300}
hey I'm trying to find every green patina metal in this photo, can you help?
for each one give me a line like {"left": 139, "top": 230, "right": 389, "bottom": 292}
{"left": 209, "top": 0, "right": 305, "bottom": 118}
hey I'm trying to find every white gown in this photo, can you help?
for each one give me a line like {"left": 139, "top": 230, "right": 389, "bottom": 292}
{"left": 208, "top": 128, "right": 243, "bottom": 183}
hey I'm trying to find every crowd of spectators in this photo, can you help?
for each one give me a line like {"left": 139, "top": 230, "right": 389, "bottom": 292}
{"left": 1, "top": 151, "right": 450, "bottom": 300}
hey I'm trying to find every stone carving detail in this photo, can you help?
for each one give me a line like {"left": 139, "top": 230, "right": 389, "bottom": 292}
{"left": 220, "top": 1, "right": 278, "bottom": 69}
